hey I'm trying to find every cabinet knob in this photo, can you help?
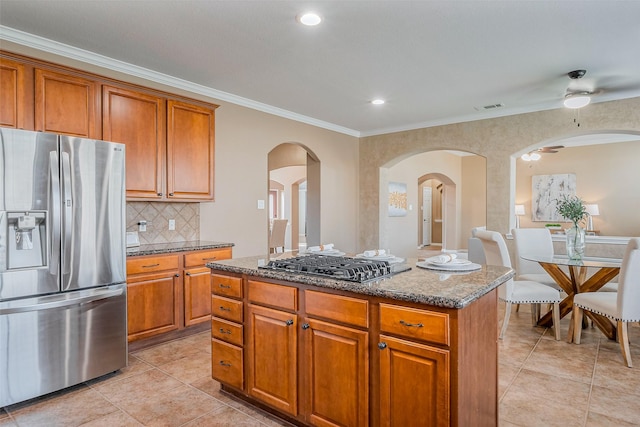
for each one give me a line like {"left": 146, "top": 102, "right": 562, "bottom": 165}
{"left": 400, "top": 320, "right": 424, "bottom": 328}
{"left": 174, "top": 274, "right": 180, "bottom": 277}
{"left": 157, "top": 193, "right": 163, "bottom": 196}
{"left": 378, "top": 342, "right": 388, "bottom": 350}
{"left": 186, "top": 272, "right": 191, "bottom": 276}
{"left": 286, "top": 319, "right": 294, "bottom": 326}
{"left": 301, "top": 323, "right": 310, "bottom": 329}
{"left": 169, "top": 193, "right": 174, "bottom": 197}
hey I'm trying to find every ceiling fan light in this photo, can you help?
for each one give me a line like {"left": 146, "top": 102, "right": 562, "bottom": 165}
{"left": 529, "top": 152, "right": 541, "bottom": 161}
{"left": 521, "top": 153, "right": 531, "bottom": 161}
{"left": 564, "top": 93, "right": 591, "bottom": 109}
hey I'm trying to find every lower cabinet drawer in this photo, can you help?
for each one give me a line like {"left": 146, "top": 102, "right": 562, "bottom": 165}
{"left": 379, "top": 303, "right": 450, "bottom": 346}
{"left": 211, "top": 274, "right": 243, "bottom": 298}
{"left": 212, "top": 295, "right": 243, "bottom": 322}
{"left": 211, "top": 317, "right": 243, "bottom": 346}
{"left": 212, "top": 338, "right": 243, "bottom": 389}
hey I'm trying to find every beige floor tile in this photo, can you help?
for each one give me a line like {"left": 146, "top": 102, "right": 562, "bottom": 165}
{"left": 498, "top": 336, "right": 538, "bottom": 367}
{"left": 0, "top": 419, "right": 18, "bottom": 427}
{"left": 79, "top": 410, "right": 143, "bottom": 426}
{"left": 522, "top": 338, "right": 597, "bottom": 384}
{"left": 588, "top": 384, "right": 640, "bottom": 425}
{"left": 93, "top": 369, "right": 184, "bottom": 406}
{"left": 85, "top": 354, "right": 154, "bottom": 388}
{"left": 508, "top": 368, "right": 591, "bottom": 412}
{"left": 4, "top": 386, "right": 119, "bottom": 427}
{"left": 132, "top": 338, "right": 204, "bottom": 366}
{"left": 593, "top": 353, "right": 640, "bottom": 395}
{"left": 498, "top": 362, "right": 520, "bottom": 401}
{"left": 179, "top": 405, "right": 264, "bottom": 427}
{"left": 500, "top": 389, "right": 586, "bottom": 427}
{"left": 118, "top": 384, "right": 226, "bottom": 426}
{"left": 585, "top": 410, "right": 640, "bottom": 426}
{"left": 158, "top": 351, "right": 213, "bottom": 385}
{"left": 190, "top": 378, "right": 246, "bottom": 409}
{"left": 177, "top": 331, "right": 213, "bottom": 354}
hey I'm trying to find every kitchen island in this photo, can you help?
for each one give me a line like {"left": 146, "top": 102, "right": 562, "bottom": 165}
{"left": 207, "top": 255, "right": 513, "bottom": 427}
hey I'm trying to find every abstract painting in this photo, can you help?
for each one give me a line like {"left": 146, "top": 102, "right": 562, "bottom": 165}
{"left": 388, "top": 182, "right": 408, "bottom": 217}
{"left": 531, "top": 174, "right": 576, "bottom": 221}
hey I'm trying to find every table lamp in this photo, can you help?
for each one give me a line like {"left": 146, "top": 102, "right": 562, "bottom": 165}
{"left": 514, "top": 204, "right": 525, "bottom": 228}
{"left": 585, "top": 204, "right": 599, "bottom": 231}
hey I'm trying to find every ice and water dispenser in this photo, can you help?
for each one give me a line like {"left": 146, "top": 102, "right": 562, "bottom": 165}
{"left": 4, "top": 211, "right": 47, "bottom": 269}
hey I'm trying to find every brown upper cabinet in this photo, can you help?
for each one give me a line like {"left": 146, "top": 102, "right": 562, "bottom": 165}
{"left": 102, "top": 85, "right": 167, "bottom": 200}
{"left": 35, "top": 68, "right": 100, "bottom": 138}
{"left": 0, "top": 51, "right": 218, "bottom": 202}
{"left": 0, "top": 57, "right": 27, "bottom": 129}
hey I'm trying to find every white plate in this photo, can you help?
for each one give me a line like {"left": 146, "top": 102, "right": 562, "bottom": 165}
{"left": 425, "top": 258, "right": 472, "bottom": 267}
{"left": 416, "top": 261, "right": 482, "bottom": 272}
{"left": 355, "top": 253, "right": 396, "bottom": 261}
{"left": 306, "top": 250, "right": 346, "bottom": 257}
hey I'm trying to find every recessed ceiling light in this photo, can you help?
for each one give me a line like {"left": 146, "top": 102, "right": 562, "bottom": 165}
{"left": 371, "top": 99, "right": 385, "bottom": 105}
{"left": 298, "top": 12, "right": 322, "bottom": 26}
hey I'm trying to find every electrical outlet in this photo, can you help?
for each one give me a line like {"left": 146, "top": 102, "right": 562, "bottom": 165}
{"left": 168, "top": 219, "right": 176, "bottom": 230}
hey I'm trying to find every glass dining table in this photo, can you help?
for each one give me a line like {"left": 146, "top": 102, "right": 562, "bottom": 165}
{"left": 521, "top": 255, "right": 622, "bottom": 341}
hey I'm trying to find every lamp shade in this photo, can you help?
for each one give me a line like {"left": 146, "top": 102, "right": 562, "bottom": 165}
{"left": 514, "top": 205, "right": 526, "bottom": 215}
{"left": 564, "top": 93, "right": 591, "bottom": 109}
{"left": 585, "top": 204, "right": 600, "bottom": 216}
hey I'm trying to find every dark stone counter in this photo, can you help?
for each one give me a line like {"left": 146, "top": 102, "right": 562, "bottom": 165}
{"left": 126, "top": 240, "right": 234, "bottom": 257}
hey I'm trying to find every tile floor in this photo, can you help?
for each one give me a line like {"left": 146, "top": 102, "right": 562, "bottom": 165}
{"left": 1, "top": 307, "right": 639, "bottom": 426}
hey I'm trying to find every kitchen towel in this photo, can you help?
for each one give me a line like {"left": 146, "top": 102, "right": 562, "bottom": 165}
{"left": 363, "top": 249, "right": 386, "bottom": 257}
{"left": 308, "top": 243, "right": 334, "bottom": 252}
{"left": 427, "top": 253, "right": 457, "bottom": 264}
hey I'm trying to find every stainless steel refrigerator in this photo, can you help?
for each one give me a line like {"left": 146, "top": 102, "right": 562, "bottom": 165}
{"left": 0, "top": 128, "right": 127, "bottom": 407}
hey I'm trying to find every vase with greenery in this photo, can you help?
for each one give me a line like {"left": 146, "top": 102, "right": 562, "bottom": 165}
{"left": 555, "top": 194, "right": 588, "bottom": 260}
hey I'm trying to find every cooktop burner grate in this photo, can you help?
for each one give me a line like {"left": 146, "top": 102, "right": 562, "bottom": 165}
{"left": 259, "top": 254, "right": 393, "bottom": 283}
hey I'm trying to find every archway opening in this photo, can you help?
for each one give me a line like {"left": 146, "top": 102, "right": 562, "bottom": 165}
{"left": 268, "top": 143, "right": 320, "bottom": 254}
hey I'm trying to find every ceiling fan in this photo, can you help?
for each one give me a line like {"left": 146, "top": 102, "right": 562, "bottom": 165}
{"left": 521, "top": 145, "right": 564, "bottom": 161}
{"left": 536, "top": 145, "right": 565, "bottom": 154}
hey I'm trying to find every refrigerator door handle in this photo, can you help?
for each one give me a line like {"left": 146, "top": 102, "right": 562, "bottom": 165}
{"left": 61, "top": 151, "right": 73, "bottom": 281}
{"left": 49, "top": 151, "right": 61, "bottom": 276}
{"left": 0, "top": 287, "right": 124, "bottom": 315}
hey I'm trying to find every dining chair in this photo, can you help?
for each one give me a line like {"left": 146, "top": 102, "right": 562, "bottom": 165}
{"left": 269, "top": 219, "right": 288, "bottom": 253}
{"left": 572, "top": 237, "right": 640, "bottom": 367}
{"left": 511, "top": 228, "right": 560, "bottom": 290}
{"left": 475, "top": 229, "right": 561, "bottom": 340}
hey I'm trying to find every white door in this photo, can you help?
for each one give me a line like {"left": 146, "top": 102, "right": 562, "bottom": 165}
{"left": 422, "top": 186, "right": 432, "bottom": 246}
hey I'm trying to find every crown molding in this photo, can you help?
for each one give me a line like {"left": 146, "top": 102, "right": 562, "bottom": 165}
{"left": 0, "top": 25, "right": 360, "bottom": 137}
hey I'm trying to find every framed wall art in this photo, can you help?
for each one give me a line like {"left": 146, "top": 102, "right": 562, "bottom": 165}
{"left": 388, "top": 182, "right": 408, "bottom": 217}
{"left": 531, "top": 173, "right": 576, "bottom": 221}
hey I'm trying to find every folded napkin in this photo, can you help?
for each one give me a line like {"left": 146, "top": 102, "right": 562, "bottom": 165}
{"left": 308, "top": 243, "right": 334, "bottom": 252}
{"left": 427, "top": 253, "right": 457, "bottom": 264}
{"left": 363, "top": 249, "right": 386, "bottom": 257}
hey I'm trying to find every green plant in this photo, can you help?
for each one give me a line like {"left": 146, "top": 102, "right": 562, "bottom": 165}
{"left": 555, "top": 194, "right": 588, "bottom": 227}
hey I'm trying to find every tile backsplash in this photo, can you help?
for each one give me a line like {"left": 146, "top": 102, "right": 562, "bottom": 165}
{"left": 126, "top": 202, "right": 200, "bottom": 245}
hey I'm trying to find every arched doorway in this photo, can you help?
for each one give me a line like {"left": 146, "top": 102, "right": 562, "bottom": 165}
{"left": 268, "top": 143, "right": 320, "bottom": 253}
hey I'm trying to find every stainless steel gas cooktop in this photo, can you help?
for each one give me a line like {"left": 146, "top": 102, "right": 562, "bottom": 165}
{"left": 259, "top": 254, "right": 408, "bottom": 283}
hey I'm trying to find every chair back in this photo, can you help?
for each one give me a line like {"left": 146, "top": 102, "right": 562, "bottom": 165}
{"left": 512, "top": 228, "right": 553, "bottom": 276}
{"left": 269, "top": 219, "right": 288, "bottom": 252}
{"left": 474, "top": 229, "right": 513, "bottom": 300}
{"left": 617, "top": 237, "right": 640, "bottom": 319}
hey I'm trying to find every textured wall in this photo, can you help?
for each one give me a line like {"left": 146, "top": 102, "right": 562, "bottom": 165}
{"left": 359, "top": 97, "right": 640, "bottom": 252}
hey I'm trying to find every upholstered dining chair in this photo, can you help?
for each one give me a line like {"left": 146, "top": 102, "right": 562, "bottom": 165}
{"left": 476, "top": 230, "right": 561, "bottom": 340}
{"left": 511, "top": 228, "right": 560, "bottom": 290}
{"left": 269, "top": 219, "right": 288, "bottom": 253}
{"left": 572, "top": 237, "right": 640, "bottom": 367}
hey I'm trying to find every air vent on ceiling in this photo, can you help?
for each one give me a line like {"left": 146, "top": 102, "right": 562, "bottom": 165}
{"left": 474, "top": 103, "right": 505, "bottom": 111}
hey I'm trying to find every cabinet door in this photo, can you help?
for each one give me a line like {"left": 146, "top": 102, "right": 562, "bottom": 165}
{"left": 379, "top": 335, "right": 450, "bottom": 427}
{"left": 35, "top": 68, "right": 99, "bottom": 137}
{"left": 184, "top": 266, "right": 212, "bottom": 326}
{"left": 167, "top": 100, "right": 215, "bottom": 200}
{"left": 303, "top": 318, "right": 369, "bottom": 427}
{"left": 247, "top": 304, "right": 297, "bottom": 415}
{"left": 127, "top": 271, "right": 180, "bottom": 341}
{"left": 0, "top": 57, "right": 27, "bottom": 129}
{"left": 103, "top": 85, "right": 166, "bottom": 199}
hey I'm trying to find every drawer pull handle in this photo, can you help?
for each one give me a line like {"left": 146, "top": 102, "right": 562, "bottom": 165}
{"left": 219, "top": 328, "right": 232, "bottom": 334}
{"left": 219, "top": 306, "right": 231, "bottom": 311}
{"left": 301, "top": 323, "right": 310, "bottom": 330}
{"left": 378, "top": 342, "right": 388, "bottom": 350}
{"left": 219, "top": 361, "right": 232, "bottom": 367}
{"left": 142, "top": 263, "right": 160, "bottom": 268}
{"left": 219, "top": 284, "right": 231, "bottom": 289}
{"left": 400, "top": 320, "right": 424, "bottom": 328}
{"left": 202, "top": 257, "right": 217, "bottom": 261}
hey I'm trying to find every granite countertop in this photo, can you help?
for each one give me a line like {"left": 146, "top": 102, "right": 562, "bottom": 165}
{"left": 207, "top": 255, "right": 513, "bottom": 309}
{"left": 126, "top": 240, "right": 234, "bottom": 257}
